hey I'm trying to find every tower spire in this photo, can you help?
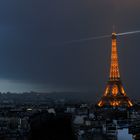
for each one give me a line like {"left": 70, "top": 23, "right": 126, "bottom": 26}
{"left": 109, "top": 32, "right": 120, "bottom": 80}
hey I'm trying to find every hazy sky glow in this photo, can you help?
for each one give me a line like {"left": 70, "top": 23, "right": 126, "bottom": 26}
{"left": 0, "top": 0, "right": 140, "bottom": 99}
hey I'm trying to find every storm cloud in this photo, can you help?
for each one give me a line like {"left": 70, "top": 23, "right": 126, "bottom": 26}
{"left": 0, "top": 0, "right": 140, "bottom": 99}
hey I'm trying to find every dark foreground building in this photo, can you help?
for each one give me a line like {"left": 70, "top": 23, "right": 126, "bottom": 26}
{"left": 28, "top": 112, "right": 77, "bottom": 140}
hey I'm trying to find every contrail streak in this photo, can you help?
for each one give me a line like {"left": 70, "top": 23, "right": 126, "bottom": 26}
{"left": 63, "top": 30, "right": 140, "bottom": 45}
{"left": 117, "top": 30, "right": 140, "bottom": 36}
{"left": 64, "top": 34, "right": 111, "bottom": 44}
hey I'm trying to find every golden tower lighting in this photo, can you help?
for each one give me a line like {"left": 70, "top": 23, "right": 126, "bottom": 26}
{"left": 97, "top": 32, "right": 133, "bottom": 107}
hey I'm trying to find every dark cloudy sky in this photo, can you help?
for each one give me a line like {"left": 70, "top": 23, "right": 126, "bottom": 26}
{"left": 0, "top": 0, "right": 140, "bottom": 99}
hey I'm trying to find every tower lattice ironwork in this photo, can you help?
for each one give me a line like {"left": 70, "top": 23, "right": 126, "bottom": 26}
{"left": 97, "top": 32, "right": 133, "bottom": 107}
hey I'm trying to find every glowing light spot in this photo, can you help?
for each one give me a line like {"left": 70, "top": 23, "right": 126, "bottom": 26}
{"left": 112, "top": 84, "right": 118, "bottom": 96}
{"left": 98, "top": 101, "right": 103, "bottom": 107}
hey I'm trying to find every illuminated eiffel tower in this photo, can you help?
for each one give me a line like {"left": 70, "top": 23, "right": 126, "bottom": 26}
{"left": 97, "top": 32, "right": 133, "bottom": 107}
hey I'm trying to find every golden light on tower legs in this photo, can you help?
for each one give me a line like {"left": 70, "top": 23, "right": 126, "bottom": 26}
{"left": 103, "top": 86, "right": 109, "bottom": 96}
{"left": 98, "top": 100, "right": 103, "bottom": 107}
{"left": 97, "top": 32, "right": 133, "bottom": 108}
{"left": 128, "top": 100, "right": 133, "bottom": 107}
{"left": 120, "top": 86, "right": 126, "bottom": 96}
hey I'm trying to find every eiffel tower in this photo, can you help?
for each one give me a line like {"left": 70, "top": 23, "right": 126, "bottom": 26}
{"left": 97, "top": 32, "right": 133, "bottom": 107}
